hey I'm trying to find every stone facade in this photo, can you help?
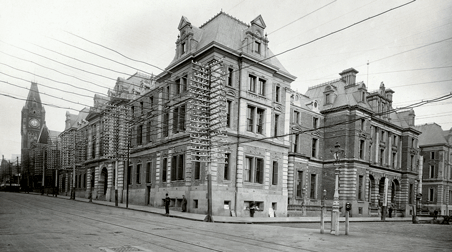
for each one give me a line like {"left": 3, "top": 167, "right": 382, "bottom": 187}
{"left": 415, "top": 123, "right": 452, "bottom": 216}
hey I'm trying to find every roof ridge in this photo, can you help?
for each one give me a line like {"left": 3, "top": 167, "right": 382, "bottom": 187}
{"left": 200, "top": 10, "right": 249, "bottom": 29}
{"left": 307, "top": 78, "right": 341, "bottom": 90}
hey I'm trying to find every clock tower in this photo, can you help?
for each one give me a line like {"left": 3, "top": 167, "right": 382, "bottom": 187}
{"left": 21, "top": 82, "right": 46, "bottom": 179}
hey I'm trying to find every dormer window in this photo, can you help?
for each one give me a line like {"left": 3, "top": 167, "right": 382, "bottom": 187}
{"left": 361, "top": 91, "right": 366, "bottom": 102}
{"left": 181, "top": 42, "right": 186, "bottom": 54}
{"left": 254, "top": 41, "right": 261, "bottom": 54}
{"left": 325, "top": 93, "right": 330, "bottom": 105}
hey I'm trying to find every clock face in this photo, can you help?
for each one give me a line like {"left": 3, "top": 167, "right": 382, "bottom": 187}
{"left": 29, "top": 118, "right": 39, "bottom": 128}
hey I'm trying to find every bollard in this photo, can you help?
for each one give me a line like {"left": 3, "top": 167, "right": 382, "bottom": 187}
{"left": 330, "top": 210, "right": 335, "bottom": 234}
{"left": 345, "top": 211, "right": 349, "bottom": 235}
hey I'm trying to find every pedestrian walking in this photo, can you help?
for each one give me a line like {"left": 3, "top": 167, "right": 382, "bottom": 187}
{"left": 181, "top": 195, "right": 187, "bottom": 212}
{"left": 388, "top": 204, "right": 393, "bottom": 218}
{"left": 165, "top": 193, "right": 170, "bottom": 216}
{"left": 250, "top": 201, "right": 259, "bottom": 217}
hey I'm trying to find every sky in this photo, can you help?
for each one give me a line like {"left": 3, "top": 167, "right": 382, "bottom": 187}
{"left": 1, "top": 0, "right": 451, "bottom": 160}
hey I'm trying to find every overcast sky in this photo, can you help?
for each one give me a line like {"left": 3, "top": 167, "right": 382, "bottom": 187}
{"left": 1, "top": 0, "right": 451, "bottom": 160}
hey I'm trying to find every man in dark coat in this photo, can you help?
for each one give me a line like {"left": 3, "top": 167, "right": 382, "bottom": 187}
{"left": 181, "top": 195, "right": 187, "bottom": 212}
{"left": 165, "top": 193, "right": 170, "bottom": 216}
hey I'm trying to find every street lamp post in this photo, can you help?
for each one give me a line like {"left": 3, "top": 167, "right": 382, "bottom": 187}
{"left": 320, "top": 189, "right": 326, "bottom": 234}
{"left": 331, "top": 142, "right": 344, "bottom": 236}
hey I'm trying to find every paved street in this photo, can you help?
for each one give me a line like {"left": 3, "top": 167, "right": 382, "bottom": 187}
{"left": 1, "top": 192, "right": 451, "bottom": 252}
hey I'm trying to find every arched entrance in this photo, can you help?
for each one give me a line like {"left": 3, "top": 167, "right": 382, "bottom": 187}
{"left": 101, "top": 167, "right": 108, "bottom": 195}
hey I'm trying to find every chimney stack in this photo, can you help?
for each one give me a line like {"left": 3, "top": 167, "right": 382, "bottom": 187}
{"left": 339, "top": 68, "right": 359, "bottom": 86}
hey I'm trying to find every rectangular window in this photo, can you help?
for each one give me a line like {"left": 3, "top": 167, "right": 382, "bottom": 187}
{"left": 140, "top": 101, "right": 144, "bottom": 115}
{"left": 325, "top": 93, "right": 330, "bottom": 104}
{"left": 226, "top": 100, "right": 232, "bottom": 128}
{"left": 429, "top": 165, "right": 435, "bottom": 178}
{"left": 313, "top": 117, "right": 319, "bottom": 129}
{"left": 258, "top": 79, "right": 265, "bottom": 95}
{"left": 131, "top": 106, "right": 135, "bottom": 118}
{"left": 361, "top": 119, "right": 365, "bottom": 131}
{"left": 248, "top": 75, "right": 256, "bottom": 92}
{"left": 150, "top": 96, "right": 154, "bottom": 107}
{"left": 275, "top": 86, "right": 280, "bottom": 102}
{"left": 162, "top": 158, "right": 167, "bottom": 182}
{"left": 272, "top": 161, "right": 278, "bottom": 185}
{"left": 172, "top": 105, "right": 186, "bottom": 134}
{"left": 163, "top": 112, "right": 169, "bottom": 137}
{"left": 392, "top": 153, "right": 396, "bottom": 168}
{"left": 137, "top": 125, "right": 143, "bottom": 145}
{"left": 312, "top": 138, "right": 318, "bottom": 158}
{"left": 274, "top": 114, "right": 279, "bottom": 137}
{"left": 254, "top": 41, "right": 261, "bottom": 54}
{"left": 181, "top": 75, "right": 187, "bottom": 93}
{"left": 393, "top": 135, "right": 397, "bottom": 146}
{"left": 310, "top": 174, "right": 316, "bottom": 199}
{"left": 173, "top": 107, "right": 179, "bottom": 134}
{"left": 194, "top": 156, "right": 200, "bottom": 180}
{"left": 358, "top": 175, "right": 363, "bottom": 200}
{"left": 409, "top": 184, "right": 413, "bottom": 204}
{"left": 227, "top": 68, "right": 233, "bottom": 86}
{"left": 136, "top": 164, "right": 141, "bottom": 184}
{"left": 177, "top": 155, "right": 184, "bottom": 180}
{"left": 146, "top": 121, "right": 151, "bottom": 143}
{"left": 293, "top": 111, "right": 299, "bottom": 124}
{"left": 127, "top": 165, "right": 132, "bottom": 185}
{"left": 297, "top": 171, "right": 303, "bottom": 197}
{"left": 166, "top": 86, "right": 170, "bottom": 101}
{"left": 380, "top": 149, "right": 384, "bottom": 165}
{"left": 224, "top": 154, "right": 230, "bottom": 180}
{"left": 428, "top": 188, "right": 434, "bottom": 201}
{"left": 244, "top": 157, "right": 252, "bottom": 182}
{"left": 171, "top": 156, "right": 177, "bottom": 181}
{"left": 181, "top": 42, "right": 186, "bottom": 54}
{"left": 293, "top": 134, "right": 299, "bottom": 153}
{"left": 146, "top": 162, "right": 151, "bottom": 183}
{"left": 256, "top": 108, "right": 264, "bottom": 134}
{"left": 247, "top": 106, "right": 254, "bottom": 132}
{"left": 175, "top": 78, "right": 181, "bottom": 95}
{"left": 359, "top": 140, "right": 365, "bottom": 159}
{"left": 430, "top": 151, "right": 435, "bottom": 160}
{"left": 255, "top": 158, "right": 264, "bottom": 184}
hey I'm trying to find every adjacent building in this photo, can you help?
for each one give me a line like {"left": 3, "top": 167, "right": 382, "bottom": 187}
{"left": 415, "top": 123, "right": 452, "bottom": 216}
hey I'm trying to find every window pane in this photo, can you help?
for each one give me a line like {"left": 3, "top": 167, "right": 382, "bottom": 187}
{"left": 171, "top": 156, "right": 177, "bottom": 181}
{"left": 162, "top": 159, "right": 167, "bottom": 182}
{"left": 177, "top": 155, "right": 184, "bottom": 180}
{"left": 272, "top": 161, "right": 278, "bottom": 185}
{"left": 310, "top": 174, "right": 316, "bottom": 199}
{"left": 257, "top": 109, "right": 264, "bottom": 134}
{"left": 256, "top": 158, "right": 263, "bottom": 184}
{"left": 136, "top": 164, "right": 141, "bottom": 184}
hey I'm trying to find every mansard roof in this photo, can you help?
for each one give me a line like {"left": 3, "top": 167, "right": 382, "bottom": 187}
{"left": 167, "top": 12, "right": 293, "bottom": 77}
{"left": 415, "top": 123, "right": 449, "bottom": 146}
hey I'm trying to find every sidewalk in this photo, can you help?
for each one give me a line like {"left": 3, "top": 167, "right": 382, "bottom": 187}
{"left": 36, "top": 192, "right": 419, "bottom": 224}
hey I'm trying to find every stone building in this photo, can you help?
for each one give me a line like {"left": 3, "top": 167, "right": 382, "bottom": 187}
{"left": 290, "top": 68, "right": 422, "bottom": 217}
{"left": 126, "top": 12, "right": 296, "bottom": 217}
{"left": 415, "top": 123, "right": 452, "bottom": 216}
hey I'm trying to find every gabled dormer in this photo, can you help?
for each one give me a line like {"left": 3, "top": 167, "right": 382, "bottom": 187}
{"left": 176, "top": 16, "right": 197, "bottom": 58}
{"left": 243, "top": 15, "right": 269, "bottom": 58}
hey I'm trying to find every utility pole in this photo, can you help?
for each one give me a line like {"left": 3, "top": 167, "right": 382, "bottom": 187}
{"left": 188, "top": 60, "right": 227, "bottom": 222}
